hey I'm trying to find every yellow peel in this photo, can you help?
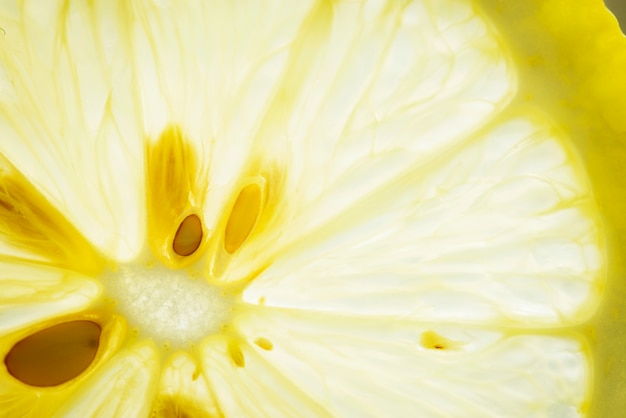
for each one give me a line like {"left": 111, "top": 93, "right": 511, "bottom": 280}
{"left": 477, "top": 1, "right": 626, "bottom": 415}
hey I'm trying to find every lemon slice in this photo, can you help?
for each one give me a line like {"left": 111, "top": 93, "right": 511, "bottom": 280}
{"left": 0, "top": 0, "right": 624, "bottom": 417}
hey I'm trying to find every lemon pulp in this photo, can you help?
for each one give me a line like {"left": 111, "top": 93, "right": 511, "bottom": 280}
{"left": 0, "top": 0, "right": 624, "bottom": 417}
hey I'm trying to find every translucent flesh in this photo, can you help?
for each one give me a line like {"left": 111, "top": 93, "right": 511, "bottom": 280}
{"left": 472, "top": 1, "right": 626, "bottom": 415}
{"left": 0, "top": 158, "right": 105, "bottom": 275}
{"left": 0, "top": 0, "right": 624, "bottom": 417}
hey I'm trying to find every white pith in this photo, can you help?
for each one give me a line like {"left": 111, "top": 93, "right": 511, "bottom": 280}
{"left": 101, "top": 262, "right": 232, "bottom": 347}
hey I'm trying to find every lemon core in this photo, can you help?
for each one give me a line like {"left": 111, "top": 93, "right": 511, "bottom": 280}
{"left": 101, "top": 264, "right": 232, "bottom": 347}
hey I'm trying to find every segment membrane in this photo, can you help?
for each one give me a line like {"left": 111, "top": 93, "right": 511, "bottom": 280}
{"left": 0, "top": 159, "right": 104, "bottom": 275}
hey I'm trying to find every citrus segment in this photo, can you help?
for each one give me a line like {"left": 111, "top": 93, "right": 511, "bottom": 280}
{"left": 202, "top": 0, "right": 515, "bottom": 286}
{"left": 151, "top": 351, "right": 222, "bottom": 418}
{"left": 52, "top": 342, "right": 159, "bottom": 418}
{"left": 238, "top": 310, "right": 588, "bottom": 416}
{"left": 200, "top": 336, "right": 331, "bottom": 418}
{"left": 244, "top": 112, "right": 602, "bottom": 326}
{"left": 0, "top": 158, "right": 104, "bottom": 275}
{"left": 0, "top": 262, "right": 100, "bottom": 335}
{"left": 0, "top": 388, "right": 70, "bottom": 418}
{"left": 0, "top": 0, "right": 144, "bottom": 261}
{"left": 269, "top": 0, "right": 512, "bottom": 216}
{"left": 131, "top": 0, "right": 316, "bottom": 213}
{"left": 4, "top": 320, "right": 101, "bottom": 387}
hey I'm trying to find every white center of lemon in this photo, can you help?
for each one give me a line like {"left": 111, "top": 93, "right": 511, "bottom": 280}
{"left": 101, "top": 264, "right": 231, "bottom": 347}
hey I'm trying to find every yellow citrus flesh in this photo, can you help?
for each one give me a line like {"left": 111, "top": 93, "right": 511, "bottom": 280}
{"left": 475, "top": 2, "right": 626, "bottom": 415}
{"left": 0, "top": 0, "right": 624, "bottom": 417}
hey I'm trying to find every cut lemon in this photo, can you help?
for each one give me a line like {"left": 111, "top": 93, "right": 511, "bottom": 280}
{"left": 0, "top": 0, "right": 624, "bottom": 417}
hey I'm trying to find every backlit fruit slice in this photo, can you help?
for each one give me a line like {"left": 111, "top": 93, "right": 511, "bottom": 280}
{"left": 0, "top": 157, "right": 105, "bottom": 275}
{"left": 0, "top": 0, "right": 624, "bottom": 417}
{"left": 237, "top": 310, "right": 587, "bottom": 417}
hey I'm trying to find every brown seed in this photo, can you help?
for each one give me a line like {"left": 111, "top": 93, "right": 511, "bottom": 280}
{"left": 173, "top": 214, "right": 203, "bottom": 256}
{"left": 5, "top": 320, "right": 101, "bottom": 387}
